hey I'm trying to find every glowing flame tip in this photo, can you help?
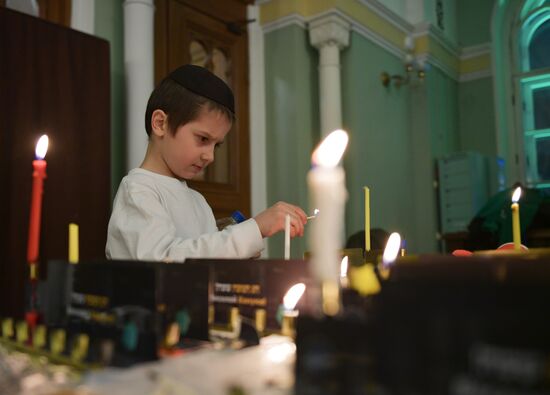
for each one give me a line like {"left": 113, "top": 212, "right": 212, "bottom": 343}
{"left": 283, "top": 283, "right": 306, "bottom": 311}
{"left": 340, "top": 256, "right": 349, "bottom": 278}
{"left": 35, "top": 134, "right": 49, "bottom": 159}
{"left": 512, "top": 187, "right": 522, "bottom": 203}
{"left": 382, "top": 232, "right": 401, "bottom": 266}
{"left": 312, "top": 129, "right": 349, "bottom": 168}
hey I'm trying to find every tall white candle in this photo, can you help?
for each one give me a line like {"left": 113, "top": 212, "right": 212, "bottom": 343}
{"left": 284, "top": 214, "right": 291, "bottom": 260}
{"left": 307, "top": 129, "right": 348, "bottom": 316}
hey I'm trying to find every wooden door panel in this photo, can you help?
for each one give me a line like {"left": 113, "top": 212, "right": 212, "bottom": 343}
{"left": 156, "top": 0, "right": 250, "bottom": 219}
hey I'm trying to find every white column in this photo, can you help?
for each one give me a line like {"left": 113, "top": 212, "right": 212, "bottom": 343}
{"left": 123, "top": 0, "right": 155, "bottom": 170}
{"left": 247, "top": 4, "right": 269, "bottom": 257}
{"left": 309, "top": 14, "right": 350, "bottom": 137}
{"left": 71, "top": 0, "right": 95, "bottom": 34}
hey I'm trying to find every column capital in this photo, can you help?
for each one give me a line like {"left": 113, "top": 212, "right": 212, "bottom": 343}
{"left": 308, "top": 13, "right": 350, "bottom": 50}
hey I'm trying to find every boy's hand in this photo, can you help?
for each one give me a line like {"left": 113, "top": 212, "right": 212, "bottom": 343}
{"left": 253, "top": 202, "right": 307, "bottom": 238}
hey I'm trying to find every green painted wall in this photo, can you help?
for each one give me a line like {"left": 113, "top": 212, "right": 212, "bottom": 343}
{"left": 264, "top": 26, "right": 463, "bottom": 254}
{"left": 94, "top": 0, "right": 125, "bottom": 199}
{"left": 408, "top": 66, "right": 459, "bottom": 253}
{"left": 424, "top": 0, "right": 458, "bottom": 44}
{"left": 427, "top": 67, "right": 459, "bottom": 157}
{"left": 458, "top": 0, "right": 496, "bottom": 46}
{"left": 264, "top": 25, "right": 319, "bottom": 258}
{"left": 341, "top": 32, "right": 415, "bottom": 251}
{"left": 458, "top": 77, "right": 497, "bottom": 156}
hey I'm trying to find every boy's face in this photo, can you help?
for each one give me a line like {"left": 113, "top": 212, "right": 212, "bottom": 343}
{"left": 156, "top": 108, "right": 231, "bottom": 180}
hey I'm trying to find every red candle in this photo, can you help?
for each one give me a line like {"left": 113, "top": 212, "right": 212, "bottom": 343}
{"left": 27, "top": 135, "right": 48, "bottom": 265}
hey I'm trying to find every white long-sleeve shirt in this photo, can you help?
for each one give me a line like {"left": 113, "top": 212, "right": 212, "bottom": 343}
{"left": 106, "top": 168, "right": 264, "bottom": 261}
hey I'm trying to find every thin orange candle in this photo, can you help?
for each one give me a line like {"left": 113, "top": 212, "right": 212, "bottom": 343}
{"left": 511, "top": 186, "right": 522, "bottom": 251}
{"left": 27, "top": 135, "right": 49, "bottom": 273}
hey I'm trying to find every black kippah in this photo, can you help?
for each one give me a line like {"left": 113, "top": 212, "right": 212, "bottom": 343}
{"left": 168, "top": 64, "right": 235, "bottom": 114}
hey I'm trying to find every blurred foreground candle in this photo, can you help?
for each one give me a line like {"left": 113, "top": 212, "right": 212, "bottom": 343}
{"left": 307, "top": 129, "right": 348, "bottom": 316}
{"left": 281, "top": 283, "right": 306, "bottom": 337}
{"left": 255, "top": 308, "right": 266, "bottom": 334}
{"left": 27, "top": 135, "right": 49, "bottom": 278}
{"left": 511, "top": 187, "right": 522, "bottom": 251}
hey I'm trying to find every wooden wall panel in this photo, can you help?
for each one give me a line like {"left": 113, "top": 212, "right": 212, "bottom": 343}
{"left": 0, "top": 8, "right": 111, "bottom": 318}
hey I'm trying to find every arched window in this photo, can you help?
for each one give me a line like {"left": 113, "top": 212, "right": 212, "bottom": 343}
{"left": 517, "top": 4, "right": 550, "bottom": 187}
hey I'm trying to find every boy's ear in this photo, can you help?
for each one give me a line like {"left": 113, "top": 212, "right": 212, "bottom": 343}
{"left": 151, "top": 109, "right": 168, "bottom": 137}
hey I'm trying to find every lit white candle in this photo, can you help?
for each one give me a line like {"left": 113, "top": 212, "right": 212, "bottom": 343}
{"left": 281, "top": 283, "right": 306, "bottom": 337}
{"left": 307, "top": 129, "right": 348, "bottom": 316}
{"left": 284, "top": 214, "right": 291, "bottom": 260}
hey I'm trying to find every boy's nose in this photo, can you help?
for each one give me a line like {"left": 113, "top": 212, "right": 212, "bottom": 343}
{"left": 201, "top": 148, "right": 214, "bottom": 163}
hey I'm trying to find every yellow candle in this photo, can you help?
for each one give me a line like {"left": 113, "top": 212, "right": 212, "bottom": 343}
{"left": 511, "top": 203, "right": 521, "bottom": 250}
{"left": 69, "top": 223, "right": 79, "bottom": 264}
{"left": 511, "top": 187, "right": 522, "bottom": 251}
{"left": 364, "top": 186, "right": 370, "bottom": 251}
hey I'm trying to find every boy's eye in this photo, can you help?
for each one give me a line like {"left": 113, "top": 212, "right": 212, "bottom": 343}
{"left": 198, "top": 135, "right": 209, "bottom": 143}
{"left": 215, "top": 142, "right": 222, "bottom": 149}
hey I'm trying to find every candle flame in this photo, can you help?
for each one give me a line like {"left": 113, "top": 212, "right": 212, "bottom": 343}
{"left": 382, "top": 232, "right": 401, "bottom": 266}
{"left": 312, "top": 129, "right": 349, "bottom": 167}
{"left": 340, "top": 256, "right": 349, "bottom": 278}
{"left": 35, "top": 135, "right": 49, "bottom": 159}
{"left": 314, "top": 209, "right": 319, "bottom": 215}
{"left": 283, "top": 283, "right": 306, "bottom": 311}
{"left": 512, "top": 187, "right": 522, "bottom": 203}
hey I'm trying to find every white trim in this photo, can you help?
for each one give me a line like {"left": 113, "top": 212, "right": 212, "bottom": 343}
{"left": 413, "top": 21, "right": 459, "bottom": 58}
{"left": 314, "top": 9, "right": 406, "bottom": 59}
{"left": 247, "top": 5, "right": 269, "bottom": 257}
{"left": 262, "top": 13, "right": 307, "bottom": 34}
{"left": 356, "top": 0, "right": 414, "bottom": 33}
{"left": 460, "top": 42, "right": 491, "bottom": 60}
{"left": 261, "top": 8, "right": 467, "bottom": 81}
{"left": 262, "top": 8, "right": 406, "bottom": 58}
{"left": 350, "top": 23, "right": 404, "bottom": 59}
{"left": 421, "top": 53, "right": 458, "bottom": 81}
{"left": 71, "top": 0, "right": 95, "bottom": 35}
{"left": 459, "top": 69, "right": 493, "bottom": 82}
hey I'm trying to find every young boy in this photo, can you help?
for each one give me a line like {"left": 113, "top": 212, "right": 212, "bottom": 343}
{"left": 106, "top": 64, "right": 307, "bottom": 261}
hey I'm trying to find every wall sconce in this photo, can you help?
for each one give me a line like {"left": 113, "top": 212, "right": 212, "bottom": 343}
{"left": 381, "top": 36, "right": 426, "bottom": 88}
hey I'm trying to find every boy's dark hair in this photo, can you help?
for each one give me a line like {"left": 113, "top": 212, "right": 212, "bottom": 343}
{"left": 145, "top": 65, "right": 235, "bottom": 136}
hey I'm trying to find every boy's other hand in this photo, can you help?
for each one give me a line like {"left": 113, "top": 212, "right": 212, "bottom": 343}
{"left": 253, "top": 202, "right": 307, "bottom": 238}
